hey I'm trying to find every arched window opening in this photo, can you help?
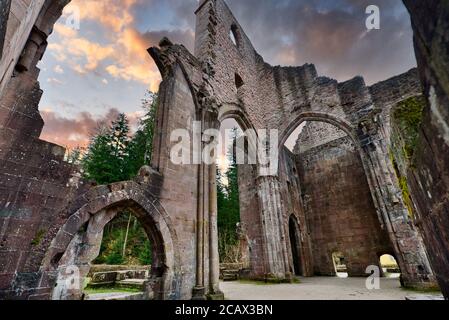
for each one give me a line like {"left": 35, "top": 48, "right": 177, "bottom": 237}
{"left": 51, "top": 202, "right": 168, "bottom": 301}
{"left": 235, "top": 73, "right": 244, "bottom": 89}
{"left": 84, "top": 210, "right": 153, "bottom": 299}
{"left": 230, "top": 24, "right": 239, "bottom": 47}
{"left": 217, "top": 118, "right": 247, "bottom": 280}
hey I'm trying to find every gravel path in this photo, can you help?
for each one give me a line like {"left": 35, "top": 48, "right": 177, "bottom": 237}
{"left": 220, "top": 277, "right": 438, "bottom": 300}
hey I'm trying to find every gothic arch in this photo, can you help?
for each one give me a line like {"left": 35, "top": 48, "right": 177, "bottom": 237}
{"left": 279, "top": 111, "right": 359, "bottom": 150}
{"left": 42, "top": 181, "right": 181, "bottom": 300}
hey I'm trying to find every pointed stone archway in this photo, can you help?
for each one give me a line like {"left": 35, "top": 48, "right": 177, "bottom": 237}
{"left": 41, "top": 179, "right": 181, "bottom": 300}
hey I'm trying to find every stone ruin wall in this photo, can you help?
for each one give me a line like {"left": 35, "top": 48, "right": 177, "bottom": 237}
{"left": 293, "top": 122, "right": 393, "bottom": 276}
{"left": 0, "top": 0, "right": 81, "bottom": 299}
{"left": 278, "top": 148, "right": 314, "bottom": 277}
{"left": 0, "top": 0, "right": 448, "bottom": 299}
{"left": 403, "top": 0, "right": 449, "bottom": 298}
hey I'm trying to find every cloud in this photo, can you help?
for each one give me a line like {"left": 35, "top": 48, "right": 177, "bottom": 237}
{"left": 54, "top": 65, "right": 64, "bottom": 74}
{"left": 40, "top": 108, "right": 143, "bottom": 149}
{"left": 225, "top": 0, "right": 416, "bottom": 84}
{"left": 48, "top": 0, "right": 198, "bottom": 92}
{"left": 47, "top": 77, "right": 64, "bottom": 85}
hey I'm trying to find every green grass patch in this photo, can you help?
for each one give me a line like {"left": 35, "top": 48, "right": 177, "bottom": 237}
{"left": 401, "top": 286, "right": 442, "bottom": 294}
{"left": 84, "top": 286, "right": 141, "bottom": 294}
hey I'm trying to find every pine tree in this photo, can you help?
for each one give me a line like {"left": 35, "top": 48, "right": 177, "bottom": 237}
{"left": 109, "top": 113, "right": 131, "bottom": 182}
{"left": 127, "top": 92, "right": 158, "bottom": 176}
{"left": 82, "top": 126, "right": 116, "bottom": 184}
{"left": 217, "top": 127, "right": 241, "bottom": 262}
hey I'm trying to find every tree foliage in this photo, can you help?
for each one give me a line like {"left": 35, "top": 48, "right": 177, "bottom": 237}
{"left": 81, "top": 92, "right": 158, "bottom": 185}
{"left": 81, "top": 91, "right": 158, "bottom": 265}
{"left": 217, "top": 128, "right": 241, "bottom": 262}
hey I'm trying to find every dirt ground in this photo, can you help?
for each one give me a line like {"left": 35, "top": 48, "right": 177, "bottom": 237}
{"left": 219, "top": 277, "right": 441, "bottom": 300}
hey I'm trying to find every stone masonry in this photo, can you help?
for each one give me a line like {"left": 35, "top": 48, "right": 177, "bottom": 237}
{"left": 0, "top": 0, "right": 447, "bottom": 300}
{"left": 294, "top": 122, "right": 393, "bottom": 277}
{"left": 402, "top": 1, "right": 449, "bottom": 298}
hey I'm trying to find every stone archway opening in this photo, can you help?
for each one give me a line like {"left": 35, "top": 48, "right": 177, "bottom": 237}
{"left": 51, "top": 200, "right": 168, "bottom": 300}
{"left": 379, "top": 254, "right": 401, "bottom": 279}
{"left": 282, "top": 119, "right": 395, "bottom": 281}
{"left": 288, "top": 215, "right": 302, "bottom": 276}
{"left": 216, "top": 118, "right": 248, "bottom": 281}
{"left": 43, "top": 180, "right": 181, "bottom": 301}
{"left": 84, "top": 210, "right": 153, "bottom": 299}
{"left": 331, "top": 252, "right": 348, "bottom": 278}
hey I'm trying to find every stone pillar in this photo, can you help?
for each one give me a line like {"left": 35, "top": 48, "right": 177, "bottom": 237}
{"left": 360, "top": 122, "right": 436, "bottom": 289}
{"left": 53, "top": 209, "right": 114, "bottom": 300}
{"left": 208, "top": 162, "right": 223, "bottom": 298}
{"left": 192, "top": 161, "right": 206, "bottom": 299}
{"left": 256, "top": 175, "right": 289, "bottom": 281}
{"left": 0, "top": 0, "right": 11, "bottom": 60}
{"left": 403, "top": 0, "right": 449, "bottom": 299}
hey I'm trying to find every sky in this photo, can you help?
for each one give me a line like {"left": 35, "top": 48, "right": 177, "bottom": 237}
{"left": 38, "top": 0, "right": 416, "bottom": 152}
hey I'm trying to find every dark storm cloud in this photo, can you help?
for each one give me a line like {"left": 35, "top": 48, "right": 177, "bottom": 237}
{"left": 162, "top": 0, "right": 416, "bottom": 85}
{"left": 226, "top": 0, "right": 416, "bottom": 84}
{"left": 143, "top": 29, "right": 195, "bottom": 52}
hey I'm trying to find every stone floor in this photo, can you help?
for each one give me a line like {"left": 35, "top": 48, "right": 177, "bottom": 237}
{"left": 220, "top": 277, "right": 443, "bottom": 300}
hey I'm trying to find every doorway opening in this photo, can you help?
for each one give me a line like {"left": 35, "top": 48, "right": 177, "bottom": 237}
{"left": 216, "top": 118, "right": 247, "bottom": 281}
{"left": 82, "top": 210, "right": 153, "bottom": 299}
{"left": 332, "top": 252, "right": 348, "bottom": 278}
{"left": 380, "top": 254, "right": 401, "bottom": 279}
{"left": 51, "top": 196, "right": 171, "bottom": 301}
{"left": 288, "top": 215, "right": 302, "bottom": 276}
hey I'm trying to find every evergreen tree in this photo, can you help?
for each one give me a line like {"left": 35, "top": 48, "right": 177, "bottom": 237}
{"left": 109, "top": 113, "right": 131, "bottom": 181}
{"left": 217, "top": 127, "right": 241, "bottom": 262}
{"left": 82, "top": 126, "right": 116, "bottom": 184}
{"left": 127, "top": 92, "right": 158, "bottom": 176}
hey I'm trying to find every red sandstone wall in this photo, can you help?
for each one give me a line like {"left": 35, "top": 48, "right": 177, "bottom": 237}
{"left": 278, "top": 149, "right": 314, "bottom": 277}
{"left": 0, "top": 72, "right": 78, "bottom": 299}
{"left": 297, "top": 137, "right": 393, "bottom": 276}
{"left": 403, "top": 0, "right": 449, "bottom": 298}
{"left": 237, "top": 164, "right": 266, "bottom": 278}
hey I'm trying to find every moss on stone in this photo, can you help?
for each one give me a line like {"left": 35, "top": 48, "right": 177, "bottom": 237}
{"left": 30, "top": 229, "right": 46, "bottom": 246}
{"left": 392, "top": 95, "right": 426, "bottom": 161}
{"left": 389, "top": 96, "right": 426, "bottom": 220}
{"left": 399, "top": 176, "right": 414, "bottom": 220}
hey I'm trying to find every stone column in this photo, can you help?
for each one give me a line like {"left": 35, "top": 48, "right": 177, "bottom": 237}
{"left": 208, "top": 162, "right": 223, "bottom": 298}
{"left": 360, "top": 122, "right": 436, "bottom": 289}
{"left": 256, "top": 175, "right": 288, "bottom": 281}
{"left": 192, "top": 161, "right": 206, "bottom": 299}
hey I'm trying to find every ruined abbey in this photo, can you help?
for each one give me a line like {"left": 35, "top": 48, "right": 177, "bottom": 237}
{"left": 0, "top": 0, "right": 448, "bottom": 300}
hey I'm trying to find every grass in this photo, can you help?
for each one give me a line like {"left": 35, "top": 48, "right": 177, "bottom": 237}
{"left": 84, "top": 286, "right": 141, "bottom": 295}
{"left": 402, "top": 286, "right": 442, "bottom": 294}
